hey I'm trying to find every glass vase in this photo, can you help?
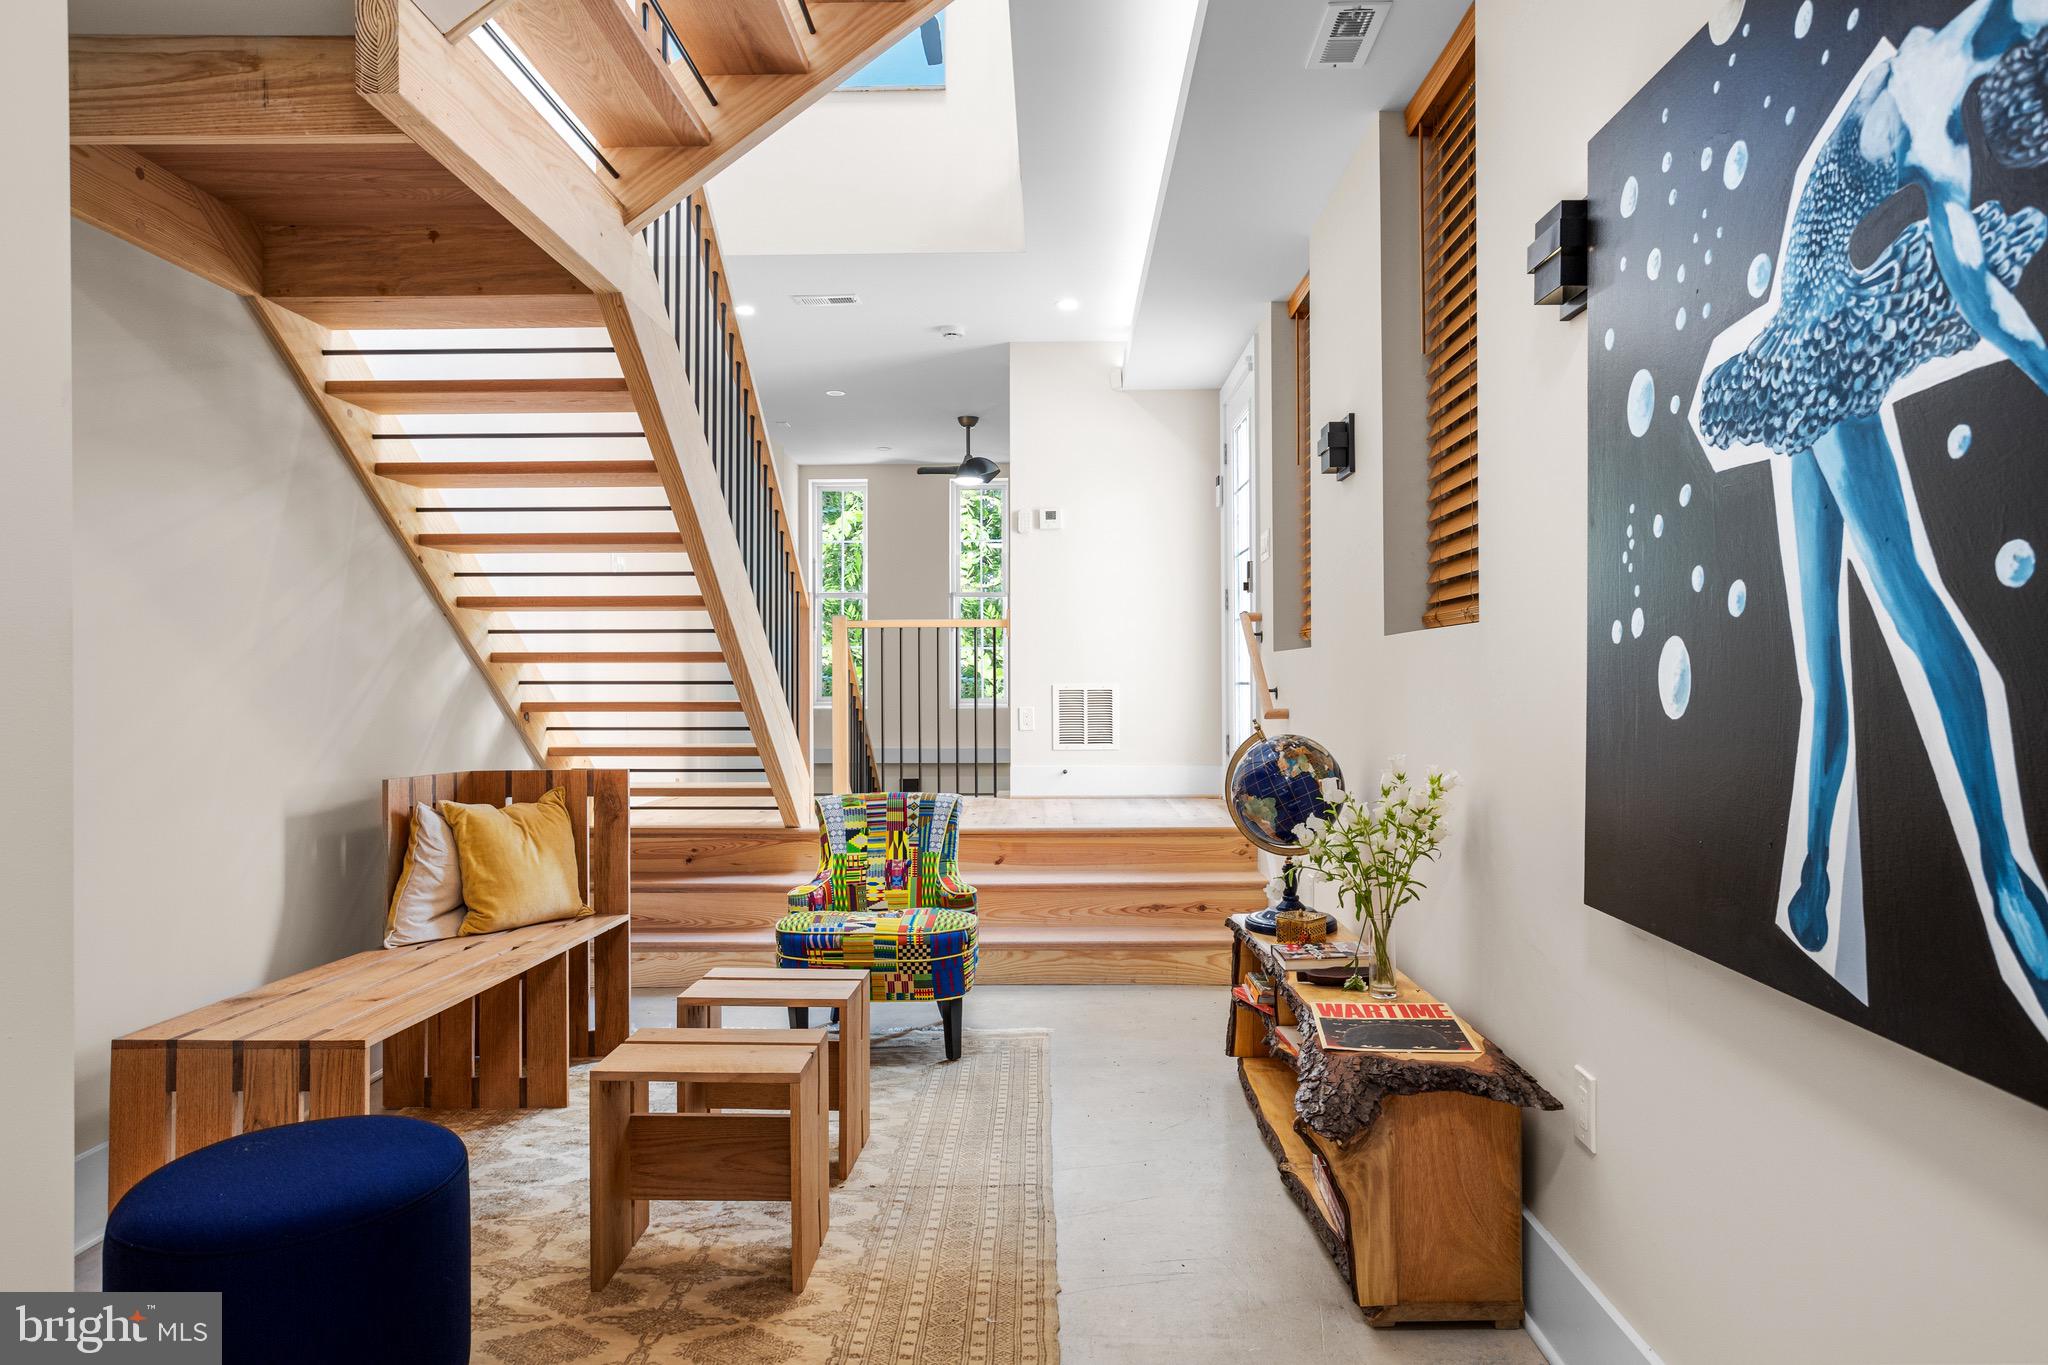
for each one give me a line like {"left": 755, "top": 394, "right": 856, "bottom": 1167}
{"left": 1368, "top": 916, "right": 1398, "bottom": 999}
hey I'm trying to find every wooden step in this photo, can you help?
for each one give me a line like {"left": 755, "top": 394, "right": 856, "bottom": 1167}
{"left": 416, "top": 531, "right": 685, "bottom": 553}
{"left": 494, "top": 0, "right": 712, "bottom": 147}
{"left": 525, "top": 700, "right": 744, "bottom": 714}
{"left": 661, "top": 0, "right": 811, "bottom": 75}
{"left": 631, "top": 923, "right": 1231, "bottom": 988}
{"left": 490, "top": 651, "right": 723, "bottom": 664}
{"left": 458, "top": 595, "right": 704, "bottom": 612}
{"left": 325, "top": 378, "right": 636, "bottom": 413}
{"left": 631, "top": 871, "right": 1265, "bottom": 932}
{"left": 551, "top": 744, "right": 757, "bottom": 759}
{"left": 632, "top": 785, "right": 777, "bottom": 798}
{"left": 631, "top": 824, "right": 1259, "bottom": 877}
{"left": 376, "top": 461, "right": 662, "bottom": 488}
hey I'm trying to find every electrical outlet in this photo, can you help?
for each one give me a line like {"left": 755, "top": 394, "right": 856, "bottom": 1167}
{"left": 1017, "top": 705, "right": 1036, "bottom": 732}
{"left": 1572, "top": 1065, "right": 1597, "bottom": 1154}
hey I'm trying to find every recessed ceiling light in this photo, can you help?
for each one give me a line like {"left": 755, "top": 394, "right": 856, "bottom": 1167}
{"left": 735, "top": 303, "right": 757, "bottom": 317}
{"left": 825, "top": 390, "right": 846, "bottom": 397}
{"left": 877, "top": 446, "right": 893, "bottom": 452}
{"left": 1056, "top": 297, "right": 1081, "bottom": 312}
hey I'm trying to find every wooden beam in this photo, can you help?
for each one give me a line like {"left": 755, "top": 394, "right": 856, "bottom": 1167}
{"left": 605, "top": 293, "right": 810, "bottom": 823}
{"left": 71, "top": 145, "right": 264, "bottom": 296}
{"left": 494, "top": 0, "right": 712, "bottom": 148}
{"left": 457, "top": 595, "right": 705, "bottom": 611}
{"left": 324, "top": 377, "right": 635, "bottom": 414}
{"left": 415, "top": 531, "right": 686, "bottom": 553}
{"left": 610, "top": 0, "right": 951, "bottom": 231}
{"left": 375, "top": 460, "right": 660, "bottom": 488}
{"left": 263, "top": 223, "right": 592, "bottom": 315}
{"left": 70, "top": 36, "right": 405, "bottom": 145}
{"left": 245, "top": 299, "right": 548, "bottom": 764}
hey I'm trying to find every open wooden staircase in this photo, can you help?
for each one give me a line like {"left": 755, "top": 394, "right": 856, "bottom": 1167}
{"left": 630, "top": 814, "right": 1268, "bottom": 986}
{"left": 69, "top": 0, "right": 949, "bottom": 825}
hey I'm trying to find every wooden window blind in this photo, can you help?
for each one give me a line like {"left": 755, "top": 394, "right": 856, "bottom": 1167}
{"left": 1288, "top": 275, "right": 1312, "bottom": 643}
{"left": 1408, "top": 7, "right": 1478, "bottom": 628}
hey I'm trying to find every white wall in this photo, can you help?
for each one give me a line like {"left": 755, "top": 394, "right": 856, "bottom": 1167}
{"left": 0, "top": 0, "right": 77, "bottom": 1289}
{"left": 1008, "top": 342, "right": 1219, "bottom": 795}
{"left": 70, "top": 226, "right": 532, "bottom": 1244}
{"left": 1265, "top": 3, "right": 2048, "bottom": 1361}
{"left": 707, "top": 0, "right": 1024, "bottom": 256}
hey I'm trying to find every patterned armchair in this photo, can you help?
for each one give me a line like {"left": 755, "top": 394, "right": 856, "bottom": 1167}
{"left": 786, "top": 792, "right": 978, "bottom": 915}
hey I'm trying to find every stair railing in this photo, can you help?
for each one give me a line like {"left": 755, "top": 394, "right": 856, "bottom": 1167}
{"left": 642, "top": 192, "right": 809, "bottom": 753}
{"left": 831, "top": 617, "right": 1009, "bottom": 797}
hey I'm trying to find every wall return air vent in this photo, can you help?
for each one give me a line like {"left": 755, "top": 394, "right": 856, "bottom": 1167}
{"left": 1051, "top": 686, "right": 1118, "bottom": 751}
{"left": 791, "top": 293, "right": 862, "bottom": 307}
{"left": 1307, "top": 2, "right": 1389, "bottom": 69}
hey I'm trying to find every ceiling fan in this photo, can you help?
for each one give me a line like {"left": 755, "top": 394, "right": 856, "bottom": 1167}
{"left": 918, "top": 415, "right": 999, "bottom": 485}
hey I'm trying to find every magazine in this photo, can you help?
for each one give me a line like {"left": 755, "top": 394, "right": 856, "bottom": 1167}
{"left": 1270, "top": 939, "right": 1359, "bottom": 962}
{"left": 1305, "top": 998, "right": 1477, "bottom": 1053}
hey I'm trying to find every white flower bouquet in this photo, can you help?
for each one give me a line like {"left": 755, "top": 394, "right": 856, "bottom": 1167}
{"left": 1289, "top": 758, "right": 1458, "bottom": 995}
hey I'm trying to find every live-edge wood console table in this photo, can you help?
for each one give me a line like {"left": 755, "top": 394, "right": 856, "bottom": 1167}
{"left": 1225, "top": 914, "right": 1559, "bottom": 1326}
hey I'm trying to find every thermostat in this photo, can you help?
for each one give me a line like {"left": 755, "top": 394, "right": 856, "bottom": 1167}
{"left": 1035, "top": 508, "right": 1066, "bottom": 531}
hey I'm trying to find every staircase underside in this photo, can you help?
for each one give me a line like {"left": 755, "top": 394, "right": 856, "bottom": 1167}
{"left": 630, "top": 802, "right": 1263, "bottom": 987}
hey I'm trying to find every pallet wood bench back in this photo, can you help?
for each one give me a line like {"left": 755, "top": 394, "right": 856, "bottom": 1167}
{"left": 108, "top": 769, "right": 633, "bottom": 1211}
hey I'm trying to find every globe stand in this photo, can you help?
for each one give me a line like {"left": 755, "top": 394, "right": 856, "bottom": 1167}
{"left": 1244, "top": 863, "right": 1337, "bottom": 937}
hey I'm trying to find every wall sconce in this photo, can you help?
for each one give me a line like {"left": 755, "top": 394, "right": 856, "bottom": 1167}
{"left": 1528, "top": 200, "right": 1588, "bottom": 321}
{"left": 1318, "top": 414, "right": 1355, "bottom": 481}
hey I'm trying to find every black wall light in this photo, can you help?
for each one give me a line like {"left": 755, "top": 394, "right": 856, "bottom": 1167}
{"left": 1528, "top": 200, "right": 1589, "bottom": 321}
{"left": 1318, "top": 414, "right": 1355, "bottom": 480}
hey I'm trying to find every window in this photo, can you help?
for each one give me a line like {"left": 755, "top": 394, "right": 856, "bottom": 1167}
{"left": 840, "top": 14, "right": 945, "bottom": 90}
{"left": 1407, "top": 8, "right": 1478, "bottom": 628}
{"left": 1289, "top": 276, "right": 1313, "bottom": 643}
{"left": 950, "top": 480, "right": 1007, "bottom": 702}
{"left": 811, "top": 480, "right": 867, "bottom": 698}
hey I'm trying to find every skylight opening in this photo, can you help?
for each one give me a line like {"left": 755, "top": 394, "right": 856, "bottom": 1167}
{"left": 840, "top": 14, "right": 947, "bottom": 91}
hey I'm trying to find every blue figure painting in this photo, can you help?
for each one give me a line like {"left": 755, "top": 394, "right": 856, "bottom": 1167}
{"left": 1587, "top": 0, "right": 2048, "bottom": 1107}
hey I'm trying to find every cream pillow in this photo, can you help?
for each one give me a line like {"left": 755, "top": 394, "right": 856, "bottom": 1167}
{"left": 385, "top": 802, "right": 466, "bottom": 948}
{"left": 440, "top": 787, "right": 590, "bottom": 936}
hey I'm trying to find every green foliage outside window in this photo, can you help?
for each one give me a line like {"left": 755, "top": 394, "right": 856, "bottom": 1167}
{"left": 955, "top": 486, "right": 1007, "bottom": 701}
{"left": 817, "top": 486, "right": 867, "bottom": 698}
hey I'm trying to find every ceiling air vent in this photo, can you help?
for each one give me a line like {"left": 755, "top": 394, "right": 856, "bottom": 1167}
{"left": 791, "top": 292, "right": 862, "bottom": 307}
{"left": 1307, "top": 2, "right": 1389, "bottom": 69}
{"left": 1052, "top": 686, "right": 1118, "bottom": 751}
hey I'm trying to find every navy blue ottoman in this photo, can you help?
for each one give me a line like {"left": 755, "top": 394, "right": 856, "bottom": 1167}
{"left": 103, "top": 1115, "right": 469, "bottom": 1365}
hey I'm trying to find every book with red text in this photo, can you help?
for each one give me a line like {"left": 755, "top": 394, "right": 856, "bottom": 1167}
{"left": 1304, "top": 998, "right": 1477, "bottom": 1053}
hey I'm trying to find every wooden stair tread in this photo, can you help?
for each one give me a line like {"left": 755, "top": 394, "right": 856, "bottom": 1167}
{"left": 416, "top": 531, "right": 685, "bottom": 553}
{"left": 528, "top": 700, "right": 744, "bottom": 713}
{"left": 375, "top": 461, "right": 662, "bottom": 488}
{"left": 552, "top": 744, "right": 757, "bottom": 757}
{"left": 630, "top": 823, "right": 1246, "bottom": 840}
{"left": 324, "top": 377, "right": 636, "bottom": 413}
{"left": 459, "top": 595, "right": 705, "bottom": 611}
{"left": 491, "top": 651, "right": 723, "bottom": 664}
{"left": 634, "top": 870, "right": 1264, "bottom": 890}
{"left": 632, "top": 786, "right": 776, "bottom": 798}
{"left": 494, "top": 0, "right": 712, "bottom": 148}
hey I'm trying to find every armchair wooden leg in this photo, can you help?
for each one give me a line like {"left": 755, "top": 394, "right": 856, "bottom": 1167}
{"left": 939, "top": 998, "right": 963, "bottom": 1062}
{"left": 789, "top": 1007, "right": 809, "bottom": 1029}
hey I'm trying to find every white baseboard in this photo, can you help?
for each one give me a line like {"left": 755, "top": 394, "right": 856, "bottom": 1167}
{"left": 1008, "top": 763, "right": 1222, "bottom": 797}
{"left": 75, "top": 1143, "right": 108, "bottom": 1257}
{"left": 1523, "top": 1210, "right": 1662, "bottom": 1365}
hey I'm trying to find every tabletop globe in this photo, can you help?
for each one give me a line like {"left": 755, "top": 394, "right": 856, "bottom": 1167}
{"left": 1224, "top": 727, "right": 1344, "bottom": 855}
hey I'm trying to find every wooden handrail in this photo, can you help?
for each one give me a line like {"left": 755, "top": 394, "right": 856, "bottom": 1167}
{"left": 1239, "top": 611, "right": 1290, "bottom": 722}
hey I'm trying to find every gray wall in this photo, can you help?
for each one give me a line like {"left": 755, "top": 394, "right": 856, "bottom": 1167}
{"left": 2, "top": 0, "right": 77, "bottom": 1287}
{"left": 70, "top": 226, "right": 531, "bottom": 1244}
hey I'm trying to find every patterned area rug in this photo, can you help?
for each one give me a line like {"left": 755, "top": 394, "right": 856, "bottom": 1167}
{"left": 416, "top": 1026, "right": 1057, "bottom": 1364}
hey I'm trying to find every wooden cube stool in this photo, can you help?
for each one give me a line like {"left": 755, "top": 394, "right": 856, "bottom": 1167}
{"left": 675, "top": 969, "right": 870, "bottom": 1179}
{"left": 588, "top": 1030, "right": 830, "bottom": 1292}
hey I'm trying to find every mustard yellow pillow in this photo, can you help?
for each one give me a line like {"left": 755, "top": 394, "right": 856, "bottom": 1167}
{"left": 439, "top": 788, "right": 590, "bottom": 935}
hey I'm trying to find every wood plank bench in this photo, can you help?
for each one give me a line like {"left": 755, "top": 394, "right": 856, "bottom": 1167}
{"left": 108, "top": 768, "right": 632, "bottom": 1209}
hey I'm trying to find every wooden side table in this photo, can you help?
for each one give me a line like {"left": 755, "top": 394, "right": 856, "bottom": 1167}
{"left": 1224, "top": 915, "right": 1559, "bottom": 1326}
{"left": 588, "top": 1031, "right": 830, "bottom": 1292}
{"left": 675, "top": 972, "right": 870, "bottom": 1179}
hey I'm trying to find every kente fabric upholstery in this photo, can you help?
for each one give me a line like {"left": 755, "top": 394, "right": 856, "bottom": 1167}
{"left": 775, "top": 907, "right": 979, "bottom": 1004}
{"left": 786, "top": 793, "right": 977, "bottom": 914}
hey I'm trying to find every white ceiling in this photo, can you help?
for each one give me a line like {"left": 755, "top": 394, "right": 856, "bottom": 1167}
{"left": 1121, "top": 0, "right": 1467, "bottom": 389}
{"left": 709, "top": 0, "right": 1202, "bottom": 467}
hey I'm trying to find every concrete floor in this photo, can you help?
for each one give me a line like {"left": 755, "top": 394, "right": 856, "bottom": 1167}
{"left": 81, "top": 985, "right": 1544, "bottom": 1364}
